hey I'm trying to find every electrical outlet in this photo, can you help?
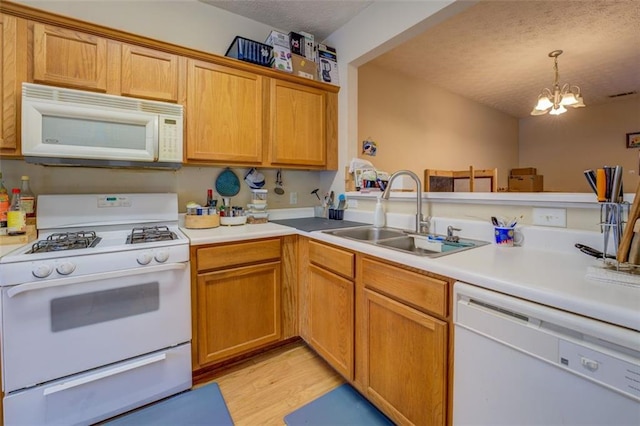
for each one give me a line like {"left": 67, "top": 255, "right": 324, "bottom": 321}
{"left": 348, "top": 199, "right": 358, "bottom": 208}
{"left": 532, "top": 208, "right": 566, "bottom": 227}
{"left": 289, "top": 192, "right": 297, "bottom": 205}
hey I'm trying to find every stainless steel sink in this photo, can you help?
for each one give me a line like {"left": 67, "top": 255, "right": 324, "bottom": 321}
{"left": 324, "top": 226, "right": 408, "bottom": 241}
{"left": 323, "top": 226, "right": 488, "bottom": 258}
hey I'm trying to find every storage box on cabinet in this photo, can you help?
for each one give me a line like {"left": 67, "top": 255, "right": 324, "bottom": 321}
{"left": 361, "top": 257, "right": 447, "bottom": 318}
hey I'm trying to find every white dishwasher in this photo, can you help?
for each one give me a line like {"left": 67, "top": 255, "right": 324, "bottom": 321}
{"left": 453, "top": 282, "right": 640, "bottom": 426}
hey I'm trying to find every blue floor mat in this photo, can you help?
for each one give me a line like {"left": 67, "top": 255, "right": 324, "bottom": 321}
{"left": 284, "top": 384, "right": 394, "bottom": 426}
{"left": 104, "top": 382, "right": 234, "bottom": 425}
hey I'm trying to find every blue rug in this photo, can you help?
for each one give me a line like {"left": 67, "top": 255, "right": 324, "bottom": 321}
{"left": 284, "top": 384, "right": 394, "bottom": 426}
{"left": 104, "top": 382, "right": 234, "bottom": 425}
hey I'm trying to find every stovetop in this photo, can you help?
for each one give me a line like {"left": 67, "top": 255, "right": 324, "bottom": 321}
{"left": 0, "top": 193, "right": 188, "bottom": 265}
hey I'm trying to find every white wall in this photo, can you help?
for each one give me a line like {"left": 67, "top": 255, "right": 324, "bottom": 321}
{"left": 17, "top": 0, "right": 277, "bottom": 56}
{"left": 519, "top": 97, "right": 640, "bottom": 192}
{"left": 358, "top": 63, "right": 518, "bottom": 189}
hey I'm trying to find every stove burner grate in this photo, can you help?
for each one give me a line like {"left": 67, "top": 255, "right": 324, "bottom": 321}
{"left": 127, "top": 226, "right": 177, "bottom": 244}
{"left": 29, "top": 231, "right": 102, "bottom": 253}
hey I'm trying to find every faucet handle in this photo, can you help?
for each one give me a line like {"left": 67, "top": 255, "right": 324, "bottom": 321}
{"left": 447, "top": 226, "right": 461, "bottom": 237}
{"left": 419, "top": 215, "right": 431, "bottom": 234}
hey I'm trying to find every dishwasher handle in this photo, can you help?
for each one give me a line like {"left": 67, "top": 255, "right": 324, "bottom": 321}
{"left": 7, "top": 262, "right": 187, "bottom": 298}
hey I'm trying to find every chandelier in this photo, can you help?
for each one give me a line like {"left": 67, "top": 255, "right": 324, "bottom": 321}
{"left": 531, "top": 50, "right": 585, "bottom": 116}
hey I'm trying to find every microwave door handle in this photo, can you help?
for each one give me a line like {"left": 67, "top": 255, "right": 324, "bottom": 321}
{"left": 7, "top": 263, "right": 187, "bottom": 298}
{"left": 43, "top": 353, "right": 167, "bottom": 396}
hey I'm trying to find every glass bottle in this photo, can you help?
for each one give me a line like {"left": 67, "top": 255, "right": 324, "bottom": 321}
{"left": 205, "top": 189, "right": 217, "bottom": 208}
{"left": 0, "top": 172, "right": 9, "bottom": 234}
{"left": 7, "top": 188, "right": 26, "bottom": 235}
{"left": 20, "top": 175, "right": 36, "bottom": 218}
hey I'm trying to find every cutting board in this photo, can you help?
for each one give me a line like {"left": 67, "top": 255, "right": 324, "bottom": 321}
{"left": 627, "top": 219, "right": 640, "bottom": 265}
{"left": 617, "top": 181, "right": 640, "bottom": 263}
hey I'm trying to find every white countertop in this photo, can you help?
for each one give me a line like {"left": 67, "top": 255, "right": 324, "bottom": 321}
{"left": 180, "top": 217, "right": 640, "bottom": 332}
{"left": 180, "top": 222, "right": 296, "bottom": 245}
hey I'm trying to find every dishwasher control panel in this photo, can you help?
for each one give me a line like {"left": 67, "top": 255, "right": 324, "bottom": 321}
{"left": 559, "top": 339, "right": 640, "bottom": 400}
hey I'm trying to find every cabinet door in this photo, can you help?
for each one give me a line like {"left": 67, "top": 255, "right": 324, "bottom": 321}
{"left": 0, "top": 14, "right": 25, "bottom": 153}
{"left": 362, "top": 288, "right": 447, "bottom": 426}
{"left": 33, "top": 23, "right": 107, "bottom": 91}
{"left": 307, "top": 264, "right": 354, "bottom": 379}
{"left": 121, "top": 44, "right": 178, "bottom": 102}
{"left": 196, "top": 261, "right": 281, "bottom": 366}
{"left": 186, "top": 59, "right": 263, "bottom": 163}
{"left": 269, "top": 79, "right": 326, "bottom": 167}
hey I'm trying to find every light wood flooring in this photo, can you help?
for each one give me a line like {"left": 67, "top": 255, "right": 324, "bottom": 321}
{"left": 197, "top": 341, "right": 345, "bottom": 425}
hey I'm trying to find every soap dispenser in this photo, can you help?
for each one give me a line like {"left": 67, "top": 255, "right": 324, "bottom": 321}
{"left": 373, "top": 196, "right": 385, "bottom": 228}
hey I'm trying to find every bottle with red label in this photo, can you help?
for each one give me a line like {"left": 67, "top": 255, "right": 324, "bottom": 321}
{"left": 0, "top": 172, "right": 9, "bottom": 234}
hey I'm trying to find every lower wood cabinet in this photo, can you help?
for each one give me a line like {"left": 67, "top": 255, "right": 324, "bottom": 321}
{"left": 192, "top": 238, "right": 283, "bottom": 369}
{"left": 356, "top": 256, "right": 450, "bottom": 426}
{"left": 360, "top": 288, "right": 447, "bottom": 426}
{"left": 300, "top": 239, "right": 355, "bottom": 380}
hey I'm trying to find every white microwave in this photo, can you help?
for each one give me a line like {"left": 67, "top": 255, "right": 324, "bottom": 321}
{"left": 21, "top": 83, "right": 183, "bottom": 169}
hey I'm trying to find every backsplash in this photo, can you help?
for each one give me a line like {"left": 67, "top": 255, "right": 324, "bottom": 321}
{"left": 0, "top": 159, "right": 323, "bottom": 212}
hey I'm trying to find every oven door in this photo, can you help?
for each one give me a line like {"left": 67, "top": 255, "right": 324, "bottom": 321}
{"left": 1, "top": 262, "right": 191, "bottom": 393}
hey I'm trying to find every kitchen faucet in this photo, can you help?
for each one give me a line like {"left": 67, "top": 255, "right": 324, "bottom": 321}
{"left": 381, "top": 170, "right": 430, "bottom": 234}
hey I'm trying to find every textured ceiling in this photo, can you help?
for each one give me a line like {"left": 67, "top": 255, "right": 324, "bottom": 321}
{"left": 201, "top": 0, "right": 640, "bottom": 118}
{"left": 199, "top": 0, "right": 373, "bottom": 41}
{"left": 370, "top": 0, "right": 640, "bottom": 118}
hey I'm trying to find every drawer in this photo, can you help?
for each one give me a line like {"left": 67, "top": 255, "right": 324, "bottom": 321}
{"left": 3, "top": 344, "right": 191, "bottom": 426}
{"left": 309, "top": 240, "right": 355, "bottom": 279}
{"left": 197, "top": 238, "right": 281, "bottom": 271}
{"left": 362, "top": 258, "right": 447, "bottom": 317}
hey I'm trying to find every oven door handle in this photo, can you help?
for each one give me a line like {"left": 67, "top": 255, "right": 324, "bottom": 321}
{"left": 7, "top": 263, "right": 187, "bottom": 298}
{"left": 42, "top": 352, "right": 167, "bottom": 396}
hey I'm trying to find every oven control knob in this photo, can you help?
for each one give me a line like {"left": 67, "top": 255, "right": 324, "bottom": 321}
{"left": 137, "top": 252, "right": 153, "bottom": 265}
{"left": 154, "top": 250, "right": 170, "bottom": 263}
{"left": 56, "top": 262, "right": 76, "bottom": 275}
{"left": 32, "top": 264, "right": 53, "bottom": 278}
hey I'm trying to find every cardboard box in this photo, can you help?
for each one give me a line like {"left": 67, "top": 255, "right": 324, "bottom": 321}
{"left": 289, "top": 32, "right": 305, "bottom": 56}
{"left": 265, "top": 31, "right": 292, "bottom": 73}
{"left": 271, "top": 45, "right": 292, "bottom": 73}
{"left": 317, "top": 43, "right": 339, "bottom": 85}
{"left": 510, "top": 167, "right": 537, "bottom": 176}
{"left": 265, "top": 30, "right": 289, "bottom": 48}
{"left": 508, "top": 175, "right": 544, "bottom": 192}
{"left": 298, "top": 31, "right": 316, "bottom": 61}
{"left": 291, "top": 53, "right": 317, "bottom": 80}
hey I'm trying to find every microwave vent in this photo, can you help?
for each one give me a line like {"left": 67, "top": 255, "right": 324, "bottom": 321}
{"left": 22, "top": 83, "right": 183, "bottom": 117}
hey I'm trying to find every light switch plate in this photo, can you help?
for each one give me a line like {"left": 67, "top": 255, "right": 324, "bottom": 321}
{"left": 532, "top": 207, "right": 566, "bottom": 227}
{"left": 289, "top": 192, "right": 298, "bottom": 205}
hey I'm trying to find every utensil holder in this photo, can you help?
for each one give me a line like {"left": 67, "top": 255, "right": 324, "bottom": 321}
{"left": 599, "top": 202, "right": 628, "bottom": 265}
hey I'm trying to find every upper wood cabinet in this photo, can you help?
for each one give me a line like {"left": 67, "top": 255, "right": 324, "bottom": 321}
{"left": 268, "top": 79, "right": 326, "bottom": 167}
{"left": 32, "top": 24, "right": 180, "bottom": 102}
{"left": 0, "top": 13, "right": 26, "bottom": 155}
{"left": 186, "top": 58, "right": 264, "bottom": 164}
{"left": 1, "top": 3, "right": 338, "bottom": 166}
{"left": 120, "top": 44, "right": 179, "bottom": 102}
{"left": 33, "top": 23, "right": 108, "bottom": 91}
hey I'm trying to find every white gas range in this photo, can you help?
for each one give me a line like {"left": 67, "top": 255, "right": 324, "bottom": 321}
{"left": 0, "top": 193, "right": 192, "bottom": 426}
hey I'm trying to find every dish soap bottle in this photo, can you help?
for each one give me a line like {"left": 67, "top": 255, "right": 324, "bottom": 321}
{"left": 373, "top": 196, "right": 385, "bottom": 228}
